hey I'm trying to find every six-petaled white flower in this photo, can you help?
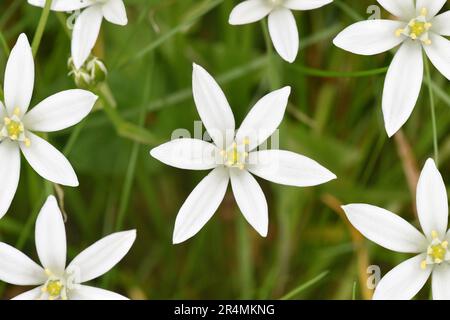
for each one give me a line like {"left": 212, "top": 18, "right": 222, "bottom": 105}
{"left": 150, "top": 63, "right": 336, "bottom": 244}
{"left": 229, "top": 0, "right": 333, "bottom": 63}
{"left": 0, "top": 34, "right": 97, "bottom": 219}
{"left": 333, "top": 0, "right": 450, "bottom": 137}
{"left": 28, "top": 0, "right": 128, "bottom": 69}
{"left": 0, "top": 196, "right": 136, "bottom": 300}
{"left": 342, "top": 159, "right": 450, "bottom": 300}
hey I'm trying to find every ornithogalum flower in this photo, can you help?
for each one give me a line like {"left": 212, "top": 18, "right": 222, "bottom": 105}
{"left": 342, "top": 159, "right": 450, "bottom": 300}
{"left": 229, "top": 0, "right": 333, "bottom": 63}
{"left": 333, "top": 0, "right": 450, "bottom": 137}
{"left": 0, "top": 34, "right": 97, "bottom": 219}
{"left": 28, "top": 0, "right": 128, "bottom": 69}
{"left": 0, "top": 196, "right": 136, "bottom": 300}
{"left": 150, "top": 63, "right": 336, "bottom": 244}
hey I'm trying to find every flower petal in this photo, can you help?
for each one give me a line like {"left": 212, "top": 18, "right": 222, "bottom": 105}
{"left": 382, "top": 40, "right": 423, "bottom": 137}
{"left": 35, "top": 196, "right": 67, "bottom": 275}
{"left": 416, "top": 158, "right": 448, "bottom": 239}
{"left": 342, "top": 204, "right": 428, "bottom": 253}
{"left": 27, "top": 0, "right": 95, "bottom": 11}
{"left": 102, "top": 0, "right": 127, "bottom": 26}
{"left": 230, "top": 168, "right": 268, "bottom": 237}
{"left": 67, "top": 230, "right": 136, "bottom": 283}
{"left": 69, "top": 285, "right": 128, "bottom": 300}
{"left": 11, "top": 287, "right": 43, "bottom": 300}
{"left": 20, "top": 132, "right": 78, "bottom": 187}
{"left": 424, "top": 33, "right": 450, "bottom": 81}
{"left": 173, "top": 167, "right": 229, "bottom": 244}
{"left": 24, "top": 90, "right": 98, "bottom": 132}
{"left": 0, "top": 242, "right": 46, "bottom": 285}
{"left": 71, "top": 5, "right": 103, "bottom": 69}
{"left": 0, "top": 101, "right": 5, "bottom": 119}
{"left": 377, "top": 0, "right": 415, "bottom": 20}
{"left": 373, "top": 254, "right": 431, "bottom": 300}
{"left": 283, "top": 0, "right": 333, "bottom": 10}
{"left": 416, "top": 0, "right": 446, "bottom": 19}
{"left": 432, "top": 11, "right": 450, "bottom": 36}
{"left": 228, "top": 0, "right": 273, "bottom": 25}
{"left": 333, "top": 20, "right": 405, "bottom": 55}
{"left": 150, "top": 139, "right": 220, "bottom": 171}
{"left": 192, "top": 64, "right": 235, "bottom": 149}
{"left": 268, "top": 8, "right": 299, "bottom": 63}
{"left": 4, "top": 33, "right": 34, "bottom": 115}
{"left": 0, "top": 140, "right": 21, "bottom": 219}
{"left": 247, "top": 150, "right": 336, "bottom": 187}
{"left": 432, "top": 264, "right": 450, "bottom": 300}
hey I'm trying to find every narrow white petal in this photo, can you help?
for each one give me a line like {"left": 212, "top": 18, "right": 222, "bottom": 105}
{"left": 230, "top": 168, "right": 268, "bottom": 237}
{"left": 432, "top": 11, "right": 450, "bottom": 36}
{"left": 235, "top": 87, "right": 291, "bottom": 151}
{"left": 102, "top": 0, "right": 128, "bottom": 26}
{"left": 67, "top": 230, "right": 136, "bottom": 283}
{"left": 72, "top": 5, "right": 103, "bottom": 69}
{"left": 247, "top": 150, "right": 336, "bottom": 187}
{"left": 268, "top": 8, "right": 299, "bottom": 63}
{"left": 11, "top": 287, "right": 43, "bottom": 300}
{"left": 27, "top": 0, "right": 95, "bottom": 11}
{"left": 373, "top": 254, "right": 431, "bottom": 300}
{"left": 0, "top": 140, "right": 21, "bottom": 219}
{"left": 20, "top": 132, "right": 78, "bottom": 187}
{"left": 4, "top": 33, "right": 34, "bottom": 115}
{"left": 192, "top": 64, "right": 235, "bottom": 149}
{"left": 229, "top": 0, "right": 273, "bottom": 25}
{"left": 416, "top": 0, "right": 446, "bottom": 19}
{"left": 150, "top": 139, "right": 220, "bottom": 170}
{"left": 0, "top": 101, "right": 5, "bottom": 119}
{"left": 333, "top": 20, "right": 405, "bottom": 55}
{"left": 382, "top": 41, "right": 423, "bottom": 137}
{"left": 284, "top": 0, "right": 333, "bottom": 11}
{"left": 70, "top": 285, "right": 128, "bottom": 300}
{"left": 342, "top": 204, "right": 428, "bottom": 253}
{"left": 0, "top": 242, "right": 46, "bottom": 285}
{"left": 416, "top": 159, "right": 448, "bottom": 239}
{"left": 173, "top": 167, "right": 229, "bottom": 244}
{"left": 432, "top": 264, "right": 450, "bottom": 300}
{"left": 24, "top": 90, "right": 98, "bottom": 132}
{"left": 377, "top": 0, "right": 415, "bottom": 20}
{"left": 424, "top": 33, "right": 450, "bottom": 81}
{"left": 35, "top": 196, "right": 67, "bottom": 275}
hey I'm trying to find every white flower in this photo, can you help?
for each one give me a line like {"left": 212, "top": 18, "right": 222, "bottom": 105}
{"left": 28, "top": 0, "right": 128, "bottom": 69}
{"left": 150, "top": 63, "right": 336, "bottom": 244}
{"left": 229, "top": 0, "right": 333, "bottom": 63}
{"left": 333, "top": 0, "right": 450, "bottom": 137}
{"left": 0, "top": 196, "right": 136, "bottom": 300}
{"left": 342, "top": 159, "right": 450, "bottom": 300}
{"left": 0, "top": 34, "right": 97, "bottom": 219}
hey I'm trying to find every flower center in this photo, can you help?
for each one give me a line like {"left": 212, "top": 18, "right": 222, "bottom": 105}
{"left": 40, "top": 269, "right": 68, "bottom": 300}
{"left": 0, "top": 107, "right": 30, "bottom": 146}
{"left": 221, "top": 139, "right": 250, "bottom": 170}
{"left": 421, "top": 231, "right": 449, "bottom": 269}
{"left": 395, "top": 8, "right": 432, "bottom": 45}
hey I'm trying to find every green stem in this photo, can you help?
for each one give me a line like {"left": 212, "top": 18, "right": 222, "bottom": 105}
{"left": 424, "top": 57, "right": 439, "bottom": 163}
{"left": 290, "top": 65, "right": 389, "bottom": 78}
{"left": 31, "top": 0, "right": 53, "bottom": 57}
{"left": 0, "top": 30, "right": 10, "bottom": 56}
{"left": 279, "top": 271, "right": 329, "bottom": 300}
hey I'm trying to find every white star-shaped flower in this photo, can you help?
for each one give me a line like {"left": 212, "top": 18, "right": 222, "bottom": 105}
{"left": 342, "top": 159, "right": 450, "bottom": 300}
{"left": 0, "top": 196, "right": 136, "bottom": 300}
{"left": 229, "top": 0, "right": 333, "bottom": 63}
{"left": 28, "top": 0, "right": 128, "bottom": 69}
{"left": 150, "top": 63, "right": 336, "bottom": 244}
{"left": 0, "top": 34, "right": 97, "bottom": 219}
{"left": 333, "top": 0, "right": 450, "bottom": 137}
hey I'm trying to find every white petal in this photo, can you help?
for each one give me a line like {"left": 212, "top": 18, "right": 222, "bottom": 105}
{"left": 416, "top": 0, "right": 446, "bottom": 19}
{"left": 235, "top": 86, "right": 291, "bottom": 151}
{"left": 416, "top": 159, "right": 448, "bottom": 239}
{"left": 230, "top": 168, "right": 268, "bottom": 237}
{"left": 24, "top": 90, "right": 98, "bottom": 132}
{"left": 27, "top": 0, "right": 95, "bottom": 11}
{"left": 382, "top": 41, "right": 423, "bottom": 137}
{"left": 71, "top": 5, "right": 103, "bottom": 69}
{"left": 432, "top": 11, "right": 450, "bottom": 36}
{"left": 67, "top": 230, "right": 136, "bottom": 283}
{"left": 0, "top": 101, "right": 5, "bottom": 119}
{"left": 432, "top": 264, "right": 450, "bottom": 300}
{"left": 35, "top": 196, "right": 67, "bottom": 275}
{"left": 373, "top": 254, "right": 431, "bottom": 300}
{"left": 173, "top": 167, "right": 229, "bottom": 244}
{"left": 377, "top": 0, "right": 415, "bottom": 20}
{"left": 228, "top": 0, "right": 273, "bottom": 25}
{"left": 268, "top": 8, "right": 299, "bottom": 63}
{"left": 102, "top": 0, "right": 127, "bottom": 26}
{"left": 4, "top": 33, "right": 34, "bottom": 115}
{"left": 283, "top": 0, "right": 333, "bottom": 10}
{"left": 150, "top": 139, "right": 220, "bottom": 171}
{"left": 0, "top": 140, "right": 21, "bottom": 219}
{"left": 70, "top": 285, "right": 128, "bottom": 300}
{"left": 20, "top": 132, "right": 78, "bottom": 187}
{"left": 11, "top": 287, "right": 43, "bottom": 300}
{"left": 342, "top": 204, "right": 428, "bottom": 253}
{"left": 424, "top": 33, "right": 450, "bottom": 81}
{"left": 192, "top": 64, "right": 235, "bottom": 149}
{"left": 0, "top": 242, "right": 46, "bottom": 285}
{"left": 333, "top": 20, "right": 405, "bottom": 55}
{"left": 247, "top": 150, "right": 336, "bottom": 187}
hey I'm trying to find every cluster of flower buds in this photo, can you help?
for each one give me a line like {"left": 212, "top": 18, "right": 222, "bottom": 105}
{"left": 68, "top": 55, "right": 107, "bottom": 89}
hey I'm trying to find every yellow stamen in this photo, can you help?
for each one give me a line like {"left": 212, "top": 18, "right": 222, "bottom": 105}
{"left": 420, "top": 7, "right": 428, "bottom": 17}
{"left": 432, "top": 230, "right": 439, "bottom": 239}
{"left": 421, "top": 260, "right": 427, "bottom": 270}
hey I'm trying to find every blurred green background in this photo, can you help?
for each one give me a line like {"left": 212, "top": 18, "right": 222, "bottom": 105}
{"left": 0, "top": 0, "right": 449, "bottom": 300}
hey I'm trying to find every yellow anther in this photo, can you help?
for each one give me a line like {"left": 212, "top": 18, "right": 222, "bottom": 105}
{"left": 432, "top": 230, "right": 439, "bottom": 239}
{"left": 424, "top": 23, "right": 432, "bottom": 29}
{"left": 423, "top": 39, "right": 432, "bottom": 45}
{"left": 13, "top": 107, "right": 20, "bottom": 116}
{"left": 395, "top": 28, "right": 404, "bottom": 37}
{"left": 243, "top": 138, "right": 250, "bottom": 145}
{"left": 44, "top": 268, "right": 52, "bottom": 276}
{"left": 4, "top": 117, "right": 11, "bottom": 125}
{"left": 420, "top": 260, "right": 427, "bottom": 270}
{"left": 410, "top": 33, "right": 417, "bottom": 40}
{"left": 442, "top": 241, "right": 448, "bottom": 249}
{"left": 420, "top": 7, "right": 428, "bottom": 17}
{"left": 24, "top": 138, "right": 31, "bottom": 147}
